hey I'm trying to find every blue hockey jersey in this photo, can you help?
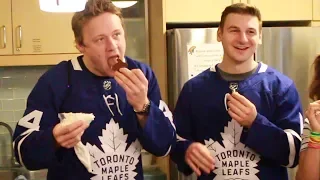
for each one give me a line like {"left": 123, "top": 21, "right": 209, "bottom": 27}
{"left": 12, "top": 56, "right": 176, "bottom": 180}
{"left": 170, "top": 62, "right": 303, "bottom": 180}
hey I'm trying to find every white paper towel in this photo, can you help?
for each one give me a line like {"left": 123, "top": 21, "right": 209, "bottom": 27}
{"left": 58, "top": 112, "right": 95, "bottom": 173}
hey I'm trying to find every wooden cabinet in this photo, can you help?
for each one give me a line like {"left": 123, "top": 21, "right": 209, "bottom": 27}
{"left": 11, "top": 0, "right": 78, "bottom": 54}
{"left": 0, "top": 0, "right": 78, "bottom": 56}
{"left": 166, "top": 0, "right": 236, "bottom": 23}
{"left": 0, "top": 0, "right": 148, "bottom": 66}
{"left": 246, "top": 0, "right": 312, "bottom": 21}
{"left": 165, "top": 0, "right": 313, "bottom": 22}
{"left": 0, "top": 0, "right": 13, "bottom": 55}
{"left": 313, "top": 0, "right": 320, "bottom": 20}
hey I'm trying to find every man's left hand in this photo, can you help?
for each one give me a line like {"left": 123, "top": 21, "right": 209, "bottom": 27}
{"left": 114, "top": 68, "right": 149, "bottom": 111}
{"left": 226, "top": 92, "right": 257, "bottom": 128}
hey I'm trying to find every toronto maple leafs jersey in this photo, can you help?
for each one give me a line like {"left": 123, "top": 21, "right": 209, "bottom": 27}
{"left": 12, "top": 55, "right": 176, "bottom": 180}
{"left": 170, "top": 62, "right": 303, "bottom": 180}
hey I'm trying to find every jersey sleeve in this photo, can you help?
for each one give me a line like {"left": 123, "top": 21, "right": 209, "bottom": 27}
{"left": 244, "top": 82, "right": 303, "bottom": 168}
{"left": 136, "top": 68, "right": 176, "bottom": 157}
{"left": 300, "top": 118, "right": 311, "bottom": 152}
{"left": 12, "top": 70, "right": 65, "bottom": 170}
{"left": 169, "top": 82, "right": 194, "bottom": 176}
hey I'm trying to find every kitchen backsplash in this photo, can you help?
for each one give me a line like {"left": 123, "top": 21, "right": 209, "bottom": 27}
{"left": 0, "top": 65, "right": 51, "bottom": 166}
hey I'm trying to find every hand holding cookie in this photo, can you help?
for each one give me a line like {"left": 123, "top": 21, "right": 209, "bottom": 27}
{"left": 112, "top": 57, "right": 128, "bottom": 71}
{"left": 114, "top": 57, "right": 149, "bottom": 112}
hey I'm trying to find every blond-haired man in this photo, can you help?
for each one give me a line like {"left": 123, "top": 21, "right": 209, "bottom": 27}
{"left": 13, "top": 0, "right": 176, "bottom": 179}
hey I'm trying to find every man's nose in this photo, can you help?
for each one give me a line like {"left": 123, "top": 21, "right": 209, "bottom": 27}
{"left": 105, "top": 37, "right": 117, "bottom": 51}
{"left": 239, "top": 32, "right": 249, "bottom": 43}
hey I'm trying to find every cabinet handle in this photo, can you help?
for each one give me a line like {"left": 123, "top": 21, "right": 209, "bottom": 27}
{"left": 0, "top": 26, "right": 6, "bottom": 49}
{"left": 16, "top": 25, "right": 22, "bottom": 51}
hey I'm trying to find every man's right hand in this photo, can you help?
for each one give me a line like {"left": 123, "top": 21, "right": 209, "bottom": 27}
{"left": 185, "top": 142, "right": 215, "bottom": 176}
{"left": 53, "top": 121, "right": 88, "bottom": 149}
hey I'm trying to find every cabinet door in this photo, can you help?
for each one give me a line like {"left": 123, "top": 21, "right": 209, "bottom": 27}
{"left": 166, "top": 0, "right": 233, "bottom": 23}
{"left": 313, "top": 0, "right": 320, "bottom": 20}
{"left": 248, "top": 0, "right": 312, "bottom": 21}
{"left": 12, "top": 0, "right": 79, "bottom": 54}
{"left": 0, "top": 0, "right": 13, "bottom": 55}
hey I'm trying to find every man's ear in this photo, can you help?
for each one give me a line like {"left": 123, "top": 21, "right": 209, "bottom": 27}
{"left": 76, "top": 42, "right": 85, "bottom": 53}
{"left": 217, "top": 27, "right": 222, "bottom": 42}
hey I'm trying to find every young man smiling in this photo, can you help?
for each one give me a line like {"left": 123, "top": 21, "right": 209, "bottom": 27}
{"left": 170, "top": 3, "right": 303, "bottom": 180}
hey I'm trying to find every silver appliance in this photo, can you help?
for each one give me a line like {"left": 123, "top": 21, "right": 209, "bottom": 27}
{"left": 166, "top": 27, "right": 320, "bottom": 180}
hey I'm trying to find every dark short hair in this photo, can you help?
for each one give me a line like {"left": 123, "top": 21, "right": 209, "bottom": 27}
{"left": 219, "top": 3, "right": 262, "bottom": 30}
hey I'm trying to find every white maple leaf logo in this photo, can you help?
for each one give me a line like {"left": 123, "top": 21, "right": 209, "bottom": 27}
{"left": 205, "top": 120, "right": 261, "bottom": 180}
{"left": 86, "top": 118, "right": 142, "bottom": 180}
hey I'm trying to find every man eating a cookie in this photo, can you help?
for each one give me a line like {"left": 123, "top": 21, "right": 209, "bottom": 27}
{"left": 12, "top": 0, "right": 176, "bottom": 179}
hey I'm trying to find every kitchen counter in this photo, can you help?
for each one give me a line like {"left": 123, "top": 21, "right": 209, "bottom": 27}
{"left": 0, "top": 166, "right": 47, "bottom": 180}
{"left": 144, "top": 167, "right": 167, "bottom": 180}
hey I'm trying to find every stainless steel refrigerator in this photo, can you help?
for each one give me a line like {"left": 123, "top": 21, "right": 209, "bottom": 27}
{"left": 166, "top": 27, "right": 320, "bottom": 180}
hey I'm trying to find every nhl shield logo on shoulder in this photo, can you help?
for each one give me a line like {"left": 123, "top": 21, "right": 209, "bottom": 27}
{"left": 103, "top": 80, "right": 112, "bottom": 90}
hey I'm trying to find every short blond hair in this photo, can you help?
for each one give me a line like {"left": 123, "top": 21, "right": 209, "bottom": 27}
{"left": 71, "top": 0, "right": 124, "bottom": 45}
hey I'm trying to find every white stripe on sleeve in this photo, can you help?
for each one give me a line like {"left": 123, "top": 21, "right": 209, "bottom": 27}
{"left": 14, "top": 129, "right": 39, "bottom": 168}
{"left": 300, "top": 118, "right": 311, "bottom": 152}
{"left": 284, "top": 130, "right": 296, "bottom": 167}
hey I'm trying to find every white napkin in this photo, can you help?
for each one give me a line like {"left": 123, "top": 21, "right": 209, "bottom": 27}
{"left": 58, "top": 112, "right": 95, "bottom": 173}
